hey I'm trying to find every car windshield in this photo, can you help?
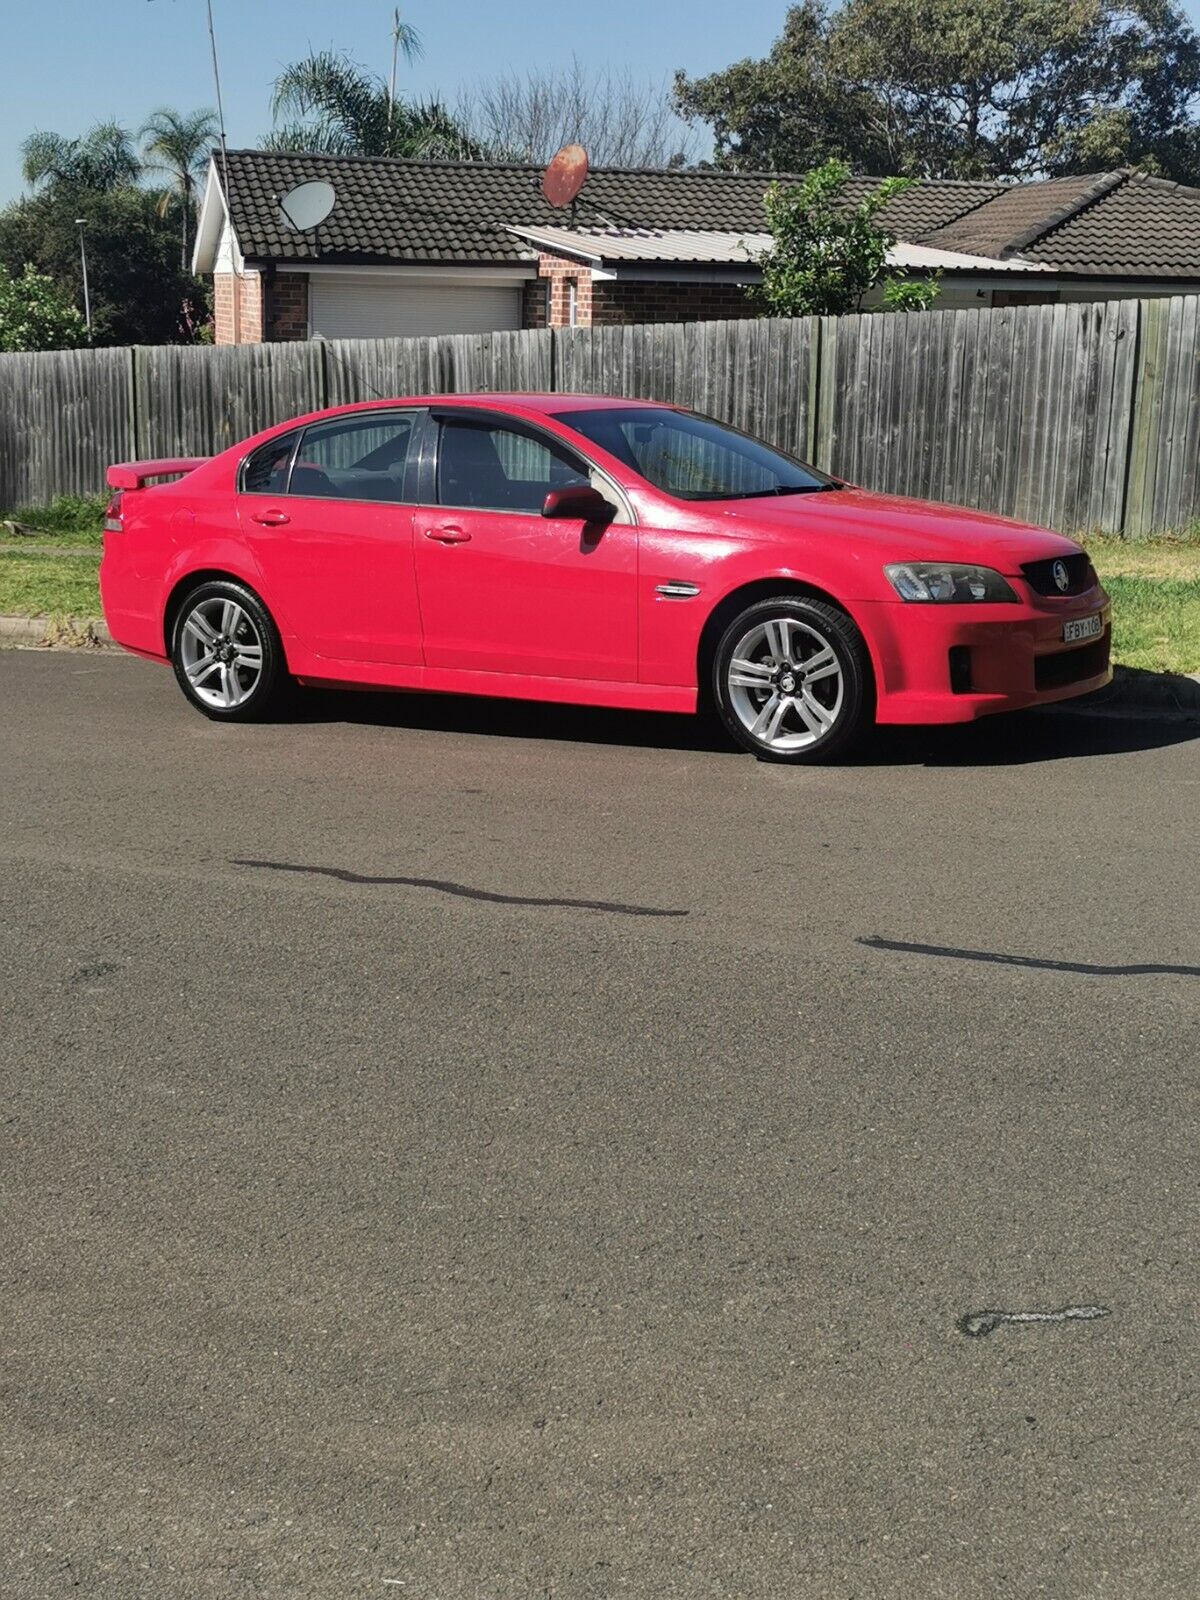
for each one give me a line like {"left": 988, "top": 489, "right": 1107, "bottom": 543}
{"left": 553, "top": 406, "right": 837, "bottom": 501}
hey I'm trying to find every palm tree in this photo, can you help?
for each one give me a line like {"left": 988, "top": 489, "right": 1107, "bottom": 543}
{"left": 266, "top": 49, "right": 485, "bottom": 159}
{"left": 388, "top": 8, "right": 423, "bottom": 134}
{"left": 140, "top": 108, "right": 219, "bottom": 269}
{"left": 22, "top": 121, "right": 141, "bottom": 192}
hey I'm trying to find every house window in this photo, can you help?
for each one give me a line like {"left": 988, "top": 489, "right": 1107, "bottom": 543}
{"left": 567, "top": 279, "right": 578, "bottom": 327}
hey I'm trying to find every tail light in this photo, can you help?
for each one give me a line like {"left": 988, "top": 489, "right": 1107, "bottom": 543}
{"left": 103, "top": 493, "right": 124, "bottom": 534}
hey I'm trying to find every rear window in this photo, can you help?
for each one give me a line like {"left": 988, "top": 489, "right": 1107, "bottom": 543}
{"left": 239, "top": 413, "right": 421, "bottom": 503}
{"left": 242, "top": 432, "right": 298, "bottom": 495}
{"left": 292, "top": 413, "right": 419, "bottom": 503}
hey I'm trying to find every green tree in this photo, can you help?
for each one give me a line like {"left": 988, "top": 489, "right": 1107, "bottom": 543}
{"left": 20, "top": 121, "right": 142, "bottom": 192}
{"left": 674, "top": 2, "right": 891, "bottom": 174}
{"left": 0, "top": 262, "right": 87, "bottom": 351}
{"left": 751, "top": 159, "right": 939, "bottom": 315}
{"left": 0, "top": 186, "right": 208, "bottom": 346}
{"left": 675, "top": 0, "right": 1200, "bottom": 180}
{"left": 265, "top": 49, "right": 483, "bottom": 158}
{"left": 140, "top": 107, "right": 219, "bottom": 269}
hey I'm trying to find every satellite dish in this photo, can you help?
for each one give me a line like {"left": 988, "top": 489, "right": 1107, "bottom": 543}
{"left": 278, "top": 180, "right": 336, "bottom": 233}
{"left": 542, "top": 144, "right": 589, "bottom": 209}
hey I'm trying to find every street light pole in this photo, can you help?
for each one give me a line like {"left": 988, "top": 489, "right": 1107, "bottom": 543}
{"left": 75, "top": 219, "right": 93, "bottom": 340}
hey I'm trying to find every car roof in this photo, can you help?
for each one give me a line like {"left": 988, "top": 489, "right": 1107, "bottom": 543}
{"left": 233, "top": 393, "right": 681, "bottom": 459}
{"left": 285, "top": 393, "right": 675, "bottom": 428}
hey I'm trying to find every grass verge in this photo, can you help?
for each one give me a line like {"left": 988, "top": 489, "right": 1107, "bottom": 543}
{"left": 0, "top": 550, "right": 102, "bottom": 617}
{"left": 0, "top": 493, "right": 106, "bottom": 546}
{"left": 1083, "top": 535, "right": 1200, "bottom": 675}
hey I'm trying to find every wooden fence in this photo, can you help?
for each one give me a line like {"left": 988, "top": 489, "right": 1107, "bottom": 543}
{"left": 2, "top": 298, "right": 1198, "bottom": 535}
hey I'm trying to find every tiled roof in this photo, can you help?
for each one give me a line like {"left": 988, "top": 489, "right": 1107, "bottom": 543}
{"left": 1020, "top": 173, "right": 1200, "bottom": 276}
{"left": 921, "top": 173, "right": 1122, "bottom": 258}
{"left": 216, "top": 149, "right": 1000, "bottom": 266}
{"left": 215, "top": 151, "right": 1200, "bottom": 279}
{"left": 922, "top": 169, "right": 1200, "bottom": 276}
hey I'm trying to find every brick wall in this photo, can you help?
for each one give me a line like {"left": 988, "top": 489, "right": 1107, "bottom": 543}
{"left": 212, "top": 270, "right": 265, "bottom": 345}
{"left": 526, "top": 254, "right": 760, "bottom": 329}
{"left": 267, "top": 273, "right": 309, "bottom": 340}
{"left": 533, "top": 252, "right": 594, "bottom": 327}
{"left": 591, "top": 281, "right": 758, "bottom": 326}
{"left": 213, "top": 273, "right": 235, "bottom": 344}
{"left": 522, "top": 277, "right": 551, "bottom": 329}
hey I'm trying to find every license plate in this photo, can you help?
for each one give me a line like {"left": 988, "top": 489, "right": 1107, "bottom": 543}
{"left": 1063, "top": 613, "right": 1103, "bottom": 644}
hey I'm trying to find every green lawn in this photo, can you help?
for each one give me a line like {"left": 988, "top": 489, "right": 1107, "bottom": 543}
{"left": 0, "top": 550, "right": 102, "bottom": 617}
{"left": 1, "top": 520, "right": 1198, "bottom": 677}
{"left": 1083, "top": 535, "right": 1200, "bottom": 675}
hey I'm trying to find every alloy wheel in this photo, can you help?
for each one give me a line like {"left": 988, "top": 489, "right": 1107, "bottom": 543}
{"left": 725, "top": 615, "right": 844, "bottom": 752}
{"left": 178, "top": 596, "right": 265, "bottom": 711}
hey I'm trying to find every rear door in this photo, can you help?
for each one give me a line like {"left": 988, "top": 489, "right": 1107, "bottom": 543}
{"left": 238, "top": 409, "right": 425, "bottom": 665}
{"left": 412, "top": 413, "right": 638, "bottom": 682}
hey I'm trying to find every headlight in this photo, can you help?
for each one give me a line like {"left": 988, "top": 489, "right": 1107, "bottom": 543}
{"left": 884, "top": 562, "right": 1018, "bottom": 603}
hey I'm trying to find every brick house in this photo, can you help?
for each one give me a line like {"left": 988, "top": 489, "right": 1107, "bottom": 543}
{"left": 191, "top": 153, "right": 1200, "bottom": 345}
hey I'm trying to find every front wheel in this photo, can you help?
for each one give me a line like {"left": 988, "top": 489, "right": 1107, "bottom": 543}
{"left": 170, "top": 579, "right": 288, "bottom": 721}
{"left": 712, "top": 596, "right": 872, "bottom": 763}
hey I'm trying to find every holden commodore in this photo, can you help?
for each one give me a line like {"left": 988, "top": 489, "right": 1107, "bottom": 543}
{"left": 101, "top": 394, "right": 1111, "bottom": 764}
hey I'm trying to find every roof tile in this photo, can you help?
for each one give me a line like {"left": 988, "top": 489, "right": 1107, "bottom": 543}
{"left": 219, "top": 149, "right": 999, "bottom": 266}
{"left": 216, "top": 151, "right": 1200, "bottom": 280}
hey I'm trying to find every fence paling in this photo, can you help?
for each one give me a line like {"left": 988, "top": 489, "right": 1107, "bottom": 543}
{"left": 1, "top": 296, "right": 1198, "bottom": 535}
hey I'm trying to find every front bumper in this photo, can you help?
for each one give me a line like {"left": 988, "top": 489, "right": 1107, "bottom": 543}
{"left": 863, "top": 585, "right": 1113, "bottom": 725}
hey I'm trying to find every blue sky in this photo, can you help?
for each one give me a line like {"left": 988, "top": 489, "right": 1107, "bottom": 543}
{"left": 0, "top": 0, "right": 767, "bottom": 203}
{"left": 4, "top": 0, "right": 1200, "bottom": 205}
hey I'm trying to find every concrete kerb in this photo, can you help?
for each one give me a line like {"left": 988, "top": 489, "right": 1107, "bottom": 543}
{"left": 0, "top": 615, "right": 116, "bottom": 650}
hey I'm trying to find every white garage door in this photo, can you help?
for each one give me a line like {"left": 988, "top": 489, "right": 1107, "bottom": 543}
{"left": 308, "top": 274, "right": 523, "bottom": 340}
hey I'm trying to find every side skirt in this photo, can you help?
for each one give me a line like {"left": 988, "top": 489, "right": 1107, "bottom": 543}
{"left": 292, "top": 656, "right": 698, "bottom": 715}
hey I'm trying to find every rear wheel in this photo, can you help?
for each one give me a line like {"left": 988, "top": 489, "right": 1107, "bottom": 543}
{"left": 170, "top": 579, "right": 287, "bottom": 721}
{"left": 712, "top": 595, "right": 872, "bottom": 763}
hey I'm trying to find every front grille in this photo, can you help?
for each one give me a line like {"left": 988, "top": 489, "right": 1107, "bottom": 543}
{"left": 1021, "top": 552, "right": 1096, "bottom": 597}
{"left": 1034, "top": 631, "right": 1110, "bottom": 691}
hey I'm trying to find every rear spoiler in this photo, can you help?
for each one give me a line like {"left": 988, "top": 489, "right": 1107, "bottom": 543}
{"left": 106, "top": 457, "right": 208, "bottom": 490}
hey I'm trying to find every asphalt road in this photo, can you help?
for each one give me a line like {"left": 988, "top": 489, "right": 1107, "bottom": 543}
{"left": 3, "top": 650, "right": 1198, "bottom": 1599}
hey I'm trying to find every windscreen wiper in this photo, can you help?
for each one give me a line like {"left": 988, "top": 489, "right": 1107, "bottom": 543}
{"left": 724, "top": 483, "right": 842, "bottom": 499}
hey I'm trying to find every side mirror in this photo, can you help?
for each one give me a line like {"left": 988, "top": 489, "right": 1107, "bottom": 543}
{"left": 541, "top": 485, "right": 616, "bottom": 523}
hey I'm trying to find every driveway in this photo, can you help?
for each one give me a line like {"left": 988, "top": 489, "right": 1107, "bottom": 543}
{"left": 2, "top": 650, "right": 1198, "bottom": 1598}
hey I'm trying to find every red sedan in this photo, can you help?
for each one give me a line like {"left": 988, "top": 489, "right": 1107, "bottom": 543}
{"left": 101, "top": 394, "right": 1111, "bottom": 763}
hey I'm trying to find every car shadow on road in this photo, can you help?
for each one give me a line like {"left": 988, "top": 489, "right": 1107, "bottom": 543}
{"left": 867, "top": 708, "right": 1200, "bottom": 767}
{"left": 285, "top": 686, "right": 1198, "bottom": 767}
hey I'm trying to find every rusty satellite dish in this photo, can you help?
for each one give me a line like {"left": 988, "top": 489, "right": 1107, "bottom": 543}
{"left": 542, "top": 144, "right": 589, "bottom": 209}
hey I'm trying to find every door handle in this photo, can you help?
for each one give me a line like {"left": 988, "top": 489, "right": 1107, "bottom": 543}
{"left": 425, "top": 525, "right": 471, "bottom": 544}
{"left": 251, "top": 509, "right": 290, "bottom": 527}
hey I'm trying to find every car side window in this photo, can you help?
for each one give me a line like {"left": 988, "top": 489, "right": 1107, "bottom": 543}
{"left": 437, "top": 419, "right": 593, "bottom": 514}
{"left": 242, "top": 432, "right": 298, "bottom": 495}
{"left": 291, "top": 413, "right": 419, "bottom": 503}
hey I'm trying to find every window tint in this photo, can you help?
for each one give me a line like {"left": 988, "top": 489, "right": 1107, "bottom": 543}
{"left": 437, "top": 419, "right": 591, "bottom": 513}
{"left": 242, "top": 432, "right": 298, "bottom": 495}
{"left": 553, "top": 407, "right": 832, "bottom": 501}
{"left": 291, "top": 412, "right": 419, "bottom": 503}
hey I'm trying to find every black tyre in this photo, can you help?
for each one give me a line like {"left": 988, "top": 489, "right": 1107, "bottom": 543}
{"left": 712, "top": 595, "right": 872, "bottom": 763}
{"left": 170, "top": 579, "right": 289, "bottom": 722}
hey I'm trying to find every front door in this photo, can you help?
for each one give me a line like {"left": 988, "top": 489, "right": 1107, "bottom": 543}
{"left": 238, "top": 409, "right": 424, "bottom": 665}
{"left": 413, "top": 415, "right": 638, "bottom": 682}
